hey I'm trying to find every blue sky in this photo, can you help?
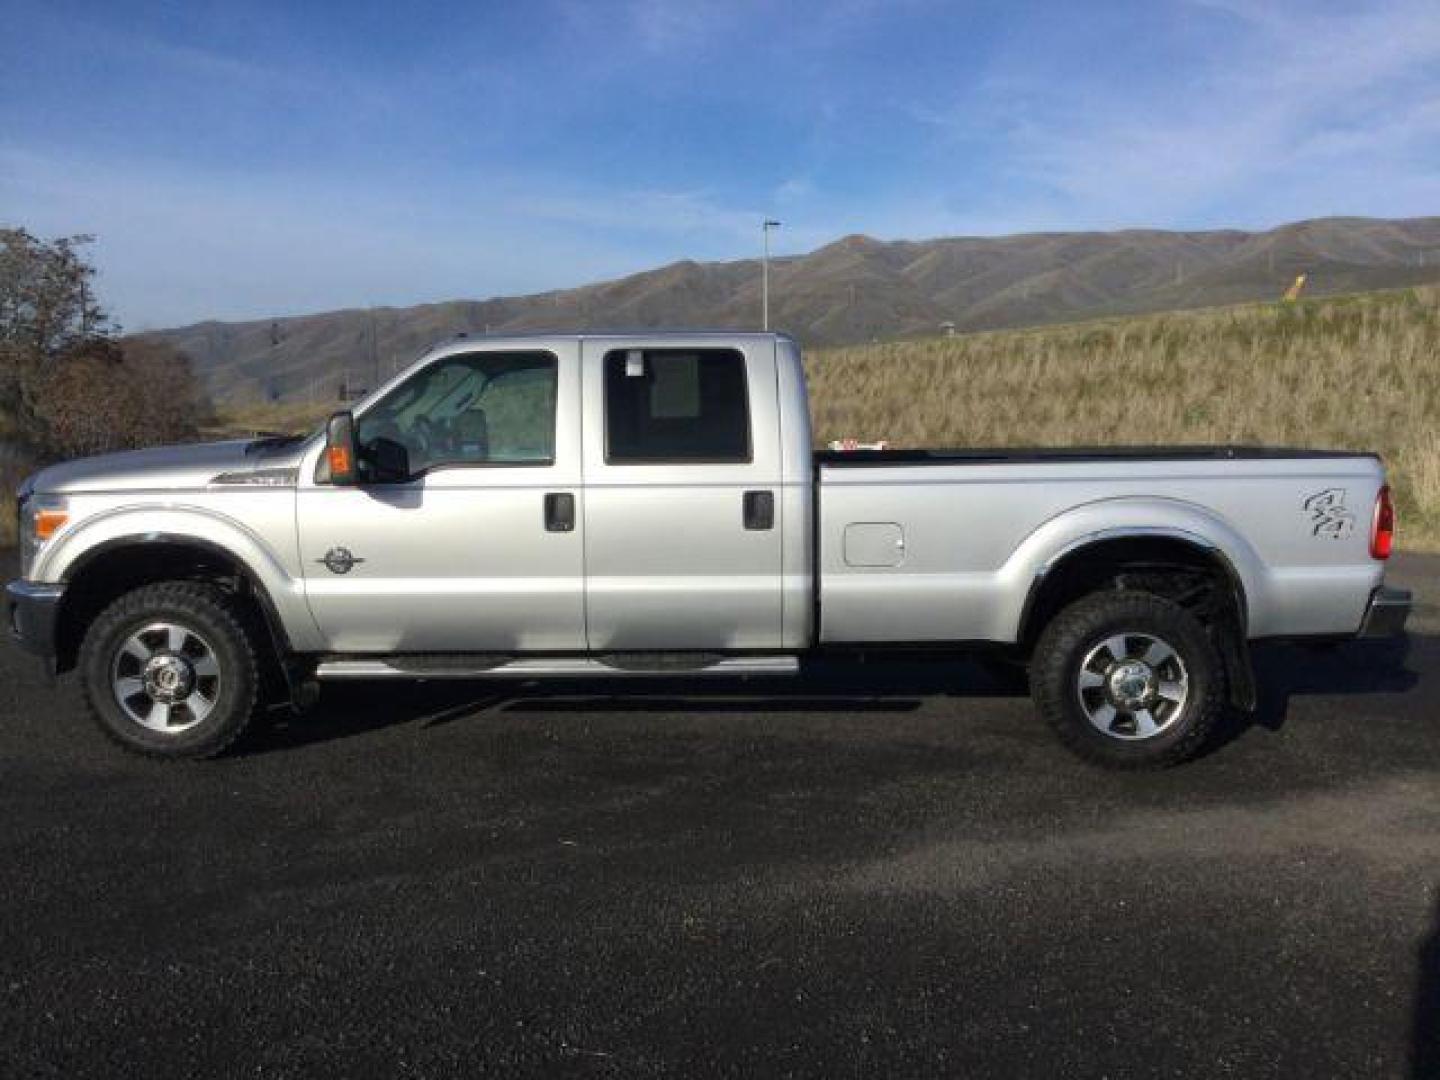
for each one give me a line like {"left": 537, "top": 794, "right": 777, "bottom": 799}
{"left": 2, "top": 0, "right": 1438, "bottom": 329}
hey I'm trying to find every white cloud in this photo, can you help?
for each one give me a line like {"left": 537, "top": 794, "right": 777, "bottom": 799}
{"left": 0, "top": 145, "right": 800, "bottom": 327}
{"left": 553, "top": 0, "right": 751, "bottom": 54}
{"left": 626, "top": 0, "right": 731, "bottom": 51}
{"left": 0, "top": 147, "right": 648, "bottom": 327}
{"left": 774, "top": 177, "right": 815, "bottom": 205}
{"left": 906, "top": 0, "right": 1440, "bottom": 229}
{"left": 508, "top": 187, "right": 763, "bottom": 242}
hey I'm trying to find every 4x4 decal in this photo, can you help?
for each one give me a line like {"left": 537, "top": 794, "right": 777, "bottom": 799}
{"left": 1302, "top": 488, "right": 1355, "bottom": 540}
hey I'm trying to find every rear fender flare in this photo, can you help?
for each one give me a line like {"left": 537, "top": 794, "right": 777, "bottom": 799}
{"left": 997, "top": 497, "right": 1266, "bottom": 642}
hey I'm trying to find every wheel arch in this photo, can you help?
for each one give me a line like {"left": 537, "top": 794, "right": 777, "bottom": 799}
{"left": 1011, "top": 516, "right": 1259, "bottom": 712}
{"left": 1000, "top": 496, "right": 1264, "bottom": 637}
{"left": 1016, "top": 526, "right": 1249, "bottom": 651}
{"left": 54, "top": 533, "right": 293, "bottom": 678}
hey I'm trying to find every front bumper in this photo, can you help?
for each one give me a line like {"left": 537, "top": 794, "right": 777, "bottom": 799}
{"left": 6, "top": 580, "right": 64, "bottom": 660}
{"left": 1358, "top": 586, "right": 1412, "bottom": 638}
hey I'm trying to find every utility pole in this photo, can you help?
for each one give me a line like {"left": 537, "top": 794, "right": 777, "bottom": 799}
{"left": 369, "top": 306, "right": 379, "bottom": 391}
{"left": 762, "top": 219, "right": 782, "bottom": 330}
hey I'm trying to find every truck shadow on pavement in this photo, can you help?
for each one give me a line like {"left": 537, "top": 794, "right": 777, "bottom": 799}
{"left": 254, "top": 655, "right": 1027, "bottom": 753}
{"left": 252, "top": 636, "right": 1427, "bottom": 757}
{"left": 1416, "top": 889, "right": 1440, "bottom": 1080}
{"left": 1212, "top": 635, "right": 1423, "bottom": 747}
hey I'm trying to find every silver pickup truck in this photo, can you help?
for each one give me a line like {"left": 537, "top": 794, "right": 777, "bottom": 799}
{"left": 6, "top": 331, "right": 1411, "bottom": 767}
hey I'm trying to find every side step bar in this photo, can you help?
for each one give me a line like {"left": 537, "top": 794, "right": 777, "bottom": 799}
{"left": 314, "top": 655, "right": 800, "bottom": 681}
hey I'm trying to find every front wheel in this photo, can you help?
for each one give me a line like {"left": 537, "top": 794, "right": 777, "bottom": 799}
{"left": 79, "top": 582, "right": 261, "bottom": 759}
{"left": 1031, "top": 591, "right": 1226, "bottom": 769}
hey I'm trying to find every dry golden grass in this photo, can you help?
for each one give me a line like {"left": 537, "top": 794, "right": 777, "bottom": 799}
{"left": 806, "top": 287, "right": 1440, "bottom": 551}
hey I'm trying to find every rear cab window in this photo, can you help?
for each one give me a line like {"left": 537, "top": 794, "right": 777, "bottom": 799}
{"left": 603, "top": 348, "right": 750, "bottom": 464}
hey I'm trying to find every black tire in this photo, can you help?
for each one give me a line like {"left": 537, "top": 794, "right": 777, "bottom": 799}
{"left": 79, "top": 582, "right": 260, "bottom": 760}
{"left": 1031, "top": 590, "right": 1226, "bottom": 769}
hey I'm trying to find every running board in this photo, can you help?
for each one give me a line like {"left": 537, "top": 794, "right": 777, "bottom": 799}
{"left": 313, "top": 655, "right": 800, "bottom": 681}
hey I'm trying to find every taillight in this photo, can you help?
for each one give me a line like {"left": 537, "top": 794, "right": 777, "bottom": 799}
{"left": 1370, "top": 485, "right": 1395, "bottom": 560}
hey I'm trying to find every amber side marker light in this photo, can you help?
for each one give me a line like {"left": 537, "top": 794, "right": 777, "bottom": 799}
{"left": 327, "top": 445, "right": 353, "bottom": 478}
{"left": 34, "top": 509, "right": 69, "bottom": 541}
{"left": 1370, "top": 484, "right": 1395, "bottom": 560}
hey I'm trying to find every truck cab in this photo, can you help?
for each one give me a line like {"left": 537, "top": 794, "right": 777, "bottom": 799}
{"left": 295, "top": 333, "right": 813, "bottom": 656}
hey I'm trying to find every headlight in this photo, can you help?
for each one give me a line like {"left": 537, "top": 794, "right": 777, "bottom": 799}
{"left": 19, "top": 493, "right": 68, "bottom": 579}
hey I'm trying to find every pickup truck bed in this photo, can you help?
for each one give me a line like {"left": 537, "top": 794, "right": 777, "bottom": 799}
{"left": 815, "top": 445, "right": 1390, "bottom": 648}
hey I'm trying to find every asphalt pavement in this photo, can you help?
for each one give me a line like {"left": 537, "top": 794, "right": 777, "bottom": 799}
{"left": 2, "top": 553, "right": 1437, "bottom": 1078}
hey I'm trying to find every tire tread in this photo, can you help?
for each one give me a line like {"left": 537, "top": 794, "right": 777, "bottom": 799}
{"left": 1031, "top": 590, "right": 1226, "bottom": 769}
{"left": 79, "top": 581, "right": 260, "bottom": 760}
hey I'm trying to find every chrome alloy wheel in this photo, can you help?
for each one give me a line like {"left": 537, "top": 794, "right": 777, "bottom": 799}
{"left": 1075, "top": 632, "right": 1189, "bottom": 740}
{"left": 109, "top": 622, "right": 222, "bottom": 734}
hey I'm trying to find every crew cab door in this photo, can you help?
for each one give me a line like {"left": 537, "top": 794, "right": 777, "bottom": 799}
{"left": 296, "top": 343, "right": 585, "bottom": 652}
{"left": 580, "top": 339, "right": 784, "bottom": 649}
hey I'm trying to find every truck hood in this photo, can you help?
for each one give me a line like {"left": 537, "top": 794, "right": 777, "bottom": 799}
{"left": 25, "top": 436, "right": 309, "bottom": 496}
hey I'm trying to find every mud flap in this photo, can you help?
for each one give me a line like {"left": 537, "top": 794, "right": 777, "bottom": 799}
{"left": 1216, "top": 615, "right": 1257, "bottom": 712}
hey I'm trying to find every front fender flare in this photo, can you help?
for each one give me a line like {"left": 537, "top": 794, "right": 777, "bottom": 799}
{"left": 39, "top": 505, "right": 323, "bottom": 653}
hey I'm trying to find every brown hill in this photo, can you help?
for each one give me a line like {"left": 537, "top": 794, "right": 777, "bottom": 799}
{"left": 138, "top": 215, "right": 1440, "bottom": 403}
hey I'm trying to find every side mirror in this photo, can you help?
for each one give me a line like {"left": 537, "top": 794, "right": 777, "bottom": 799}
{"left": 325, "top": 411, "right": 358, "bottom": 486}
{"left": 363, "top": 435, "right": 410, "bottom": 483}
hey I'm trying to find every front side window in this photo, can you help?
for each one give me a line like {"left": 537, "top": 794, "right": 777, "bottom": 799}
{"left": 604, "top": 348, "right": 750, "bottom": 463}
{"left": 356, "top": 351, "right": 557, "bottom": 477}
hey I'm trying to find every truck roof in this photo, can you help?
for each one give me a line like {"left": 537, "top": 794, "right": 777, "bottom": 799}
{"left": 420, "top": 329, "right": 796, "bottom": 358}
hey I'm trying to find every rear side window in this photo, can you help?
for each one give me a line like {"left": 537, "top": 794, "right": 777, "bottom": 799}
{"left": 603, "top": 348, "right": 751, "bottom": 463}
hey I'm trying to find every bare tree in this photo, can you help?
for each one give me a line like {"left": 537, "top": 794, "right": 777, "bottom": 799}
{"left": 1, "top": 226, "right": 209, "bottom": 458}
{"left": 0, "top": 228, "right": 112, "bottom": 446}
{"left": 30, "top": 337, "right": 205, "bottom": 457}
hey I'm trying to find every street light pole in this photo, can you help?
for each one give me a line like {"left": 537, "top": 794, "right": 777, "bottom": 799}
{"left": 762, "top": 219, "right": 782, "bottom": 330}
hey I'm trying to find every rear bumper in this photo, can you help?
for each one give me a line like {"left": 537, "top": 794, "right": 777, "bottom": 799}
{"left": 6, "top": 580, "right": 64, "bottom": 660}
{"left": 1358, "top": 586, "right": 1412, "bottom": 639}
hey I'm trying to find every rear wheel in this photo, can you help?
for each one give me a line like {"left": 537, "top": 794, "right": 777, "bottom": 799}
{"left": 1031, "top": 591, "right": 1225, "bottom": 768}
{"left": 79, "top": 582, "right": 260, "bottom": 759}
